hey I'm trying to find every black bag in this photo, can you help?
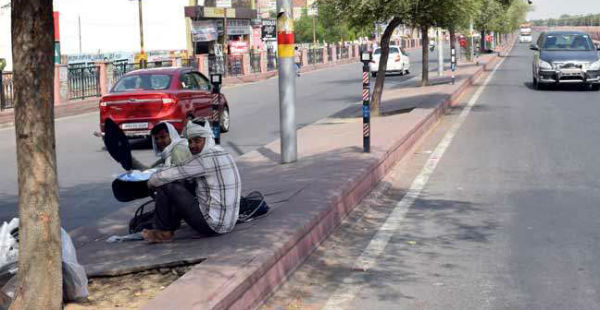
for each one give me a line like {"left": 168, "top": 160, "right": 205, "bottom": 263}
{"left": 238, "top": 191, "right": 269, "bottom": 223}
{"left": 112, "top": 178, "right": 152, "bottom": 202}
{"left": 129, "top": 200, "right": 155, "bottom": 234}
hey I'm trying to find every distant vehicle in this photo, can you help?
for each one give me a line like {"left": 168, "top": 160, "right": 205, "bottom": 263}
{"left": 99, "top": 67, "right": 230, "bottom": 139}
{"left": 369, "top": 46, "right": 410, "bottom": 77}
{"left": 531, "top": 31, "right": 600, "bottom": 90}
{"left": 520, "top": 22, "right": 533, "bottom": 43}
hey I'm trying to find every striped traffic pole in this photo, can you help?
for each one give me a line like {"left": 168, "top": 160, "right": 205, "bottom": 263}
{"left": 277, "top": 2, "right": 297, "bottom": 163}
{"left": 360, "top": 52, "right": 372, "bottom": 153}
{"left": 451, "top": 47, "right": 456, "bottom": 85}
{"left": 210, "top": 74, "right": 222, "bottom": 144}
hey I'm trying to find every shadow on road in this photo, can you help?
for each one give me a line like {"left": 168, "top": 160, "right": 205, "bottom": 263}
{"left": 523, "top": 82, "right": 597, "bottom": 92}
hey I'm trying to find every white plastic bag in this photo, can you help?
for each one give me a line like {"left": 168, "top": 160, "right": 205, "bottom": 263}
{"left": 61, "top": 228, "right": 89, "bottom": 302}
{"left": 0, "top": 219, "right": 18, "bottom": 270}
{"left": 0, "top": 221, "right": 89, "bottom": 302}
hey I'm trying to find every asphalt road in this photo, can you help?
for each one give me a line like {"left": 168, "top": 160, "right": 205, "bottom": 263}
{"left": 262, "top": 37, "right": 600, "bottom": 309}
{"left": 0, "top": 44, "right": 449, "bottom": 231}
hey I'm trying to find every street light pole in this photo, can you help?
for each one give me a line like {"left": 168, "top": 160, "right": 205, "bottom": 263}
{"left": 137, "top": 0, "right": 146, "bottom": 68}
{"left": 277, "top": 0, "right": 297, "bottom": 163}
{"left": 78, "top": 15, "right": 82, "bottom": 54}
{"left": 312, "top": 14, "right": 317, "bottom": 46}
{"left": 437, "top": 28, "right": 443, "bottom": 76}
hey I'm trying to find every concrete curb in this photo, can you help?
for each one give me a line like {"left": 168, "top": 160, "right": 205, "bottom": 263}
{"left": 143, "top": 40, "right": 515, "bottom": 310}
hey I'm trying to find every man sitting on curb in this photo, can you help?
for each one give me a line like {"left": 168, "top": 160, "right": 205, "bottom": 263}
{"left": 142, "top": 119, "right": 242, "bottom": 243}
{"left": 131, "top": 122, "right": 192, "bottom": 170}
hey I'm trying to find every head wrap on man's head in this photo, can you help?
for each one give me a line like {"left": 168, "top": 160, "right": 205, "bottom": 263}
{"left": 183, "top": 119, "right": 216, "bottom": 155}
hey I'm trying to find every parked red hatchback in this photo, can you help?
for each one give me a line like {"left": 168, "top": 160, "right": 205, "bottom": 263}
{"left": 99, "top": 67, "right": 230, "bottom": 138}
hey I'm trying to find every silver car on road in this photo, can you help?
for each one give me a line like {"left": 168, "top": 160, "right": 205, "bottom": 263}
{"left": 531, "top": 31, "right": 600, "bottom": 90}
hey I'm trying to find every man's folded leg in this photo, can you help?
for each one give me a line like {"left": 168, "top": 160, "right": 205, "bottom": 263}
{"left": 146, "top": 182, "right": 216, "bottom": 243}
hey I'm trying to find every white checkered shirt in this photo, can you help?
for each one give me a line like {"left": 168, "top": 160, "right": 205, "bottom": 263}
{"left": 148, "top": 146, "right": 241, "bottom": 234}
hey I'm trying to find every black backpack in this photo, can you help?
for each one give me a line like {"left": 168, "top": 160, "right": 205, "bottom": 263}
{"left": 128, "top": 200, "right": 155, "bottom": 234}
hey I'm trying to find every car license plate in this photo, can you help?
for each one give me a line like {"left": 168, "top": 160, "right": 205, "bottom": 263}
{"left": 121, "top": 122, "right": 149, "bottom": 130}
{"left": 124, "top": 130, "right": 150, "bottom": 137}
{"left": 561, "top": 69, "right": 581, "bottom": 76}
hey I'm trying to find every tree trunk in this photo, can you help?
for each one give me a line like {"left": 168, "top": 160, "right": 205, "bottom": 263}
{"left": 9, "top": 1, "right": 63, "bottom": 309}
{"left": 420, "top": 25, "right": 429, "bottom": 87}
{"left": 480, "top": 29, "right": 486, "bottom": 53}
{"left": 449, "top": 28, "right": 456, "bottom": 59}
{"left": 370, "top": 16, "right": 402, "bottom": 117}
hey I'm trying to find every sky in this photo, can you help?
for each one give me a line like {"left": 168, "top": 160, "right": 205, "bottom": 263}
{"left": 528, "top": 0, "right": 600, "bottom": 20}
{"left": 52, "top": 0, "right": 189, "bottom": 55}
{"left": 2, "top": 0, "right": 600, "bottom": 67}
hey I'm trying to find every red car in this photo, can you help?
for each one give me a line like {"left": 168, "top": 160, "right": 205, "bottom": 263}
{"left": 99, "top": 67, "right": 230, "bottom": 138}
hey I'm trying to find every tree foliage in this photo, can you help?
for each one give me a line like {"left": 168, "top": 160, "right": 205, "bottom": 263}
{"left": 475, "top": 0, "right": 530, "bottom": 33}
{"left": 532, "top": 14, "right": 600, "bottom": 27}
{"left": 294, "top": 4, "right": 373, "bottom": 44}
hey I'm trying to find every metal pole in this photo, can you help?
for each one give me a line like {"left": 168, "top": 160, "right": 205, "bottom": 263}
{"left": 211, "top": 74, "right": 222, "bottom": 145}
{"left": 361, "top": 58, "right": 371, "bottom": 153}
{"left": 312, "top": 15, "right": 317, "bottom": 46}
{"left": 277, "top": 0, "right": 297, "bottom": 163}
{"left": 0, "top": 69, "right": 4, "bottom": 111}
{"left": 451, "top": 47, "right": 456, "bottom": 85}
{"left": 78, "top": 15, "right": 82, "bottom": 54}
{"left": 469, "top": 21, "right": 474, "bottom": 62}
{"left": 437, "top": 28, "right": 443, "bottom": 76}
{"left": 138, "top": 0, "right": 146, "bottom": 68}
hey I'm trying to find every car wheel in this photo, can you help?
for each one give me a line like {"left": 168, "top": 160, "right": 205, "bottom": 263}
{"left": 534, "top": 77, "right": 545, "bottom": 90}
{"left": 590, "top": 84, "right": 600, "bottom": 91}
{"left": 405, "top": 69, "right": 410, "bottom": 75}
{"left": 220, "top": 106, "right": 230, "bottom": 133}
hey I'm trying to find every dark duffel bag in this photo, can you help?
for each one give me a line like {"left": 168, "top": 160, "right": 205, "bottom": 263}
{"left": 238, "top": 191, "right": 269, "bottom": 223}
{"left": 129, "top": 200, "right": 155, "bottom": 234}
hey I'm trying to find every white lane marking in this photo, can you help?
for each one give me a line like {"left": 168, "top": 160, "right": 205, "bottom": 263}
{"left": 321, "top": 57, "right": 508, "bottom": 310}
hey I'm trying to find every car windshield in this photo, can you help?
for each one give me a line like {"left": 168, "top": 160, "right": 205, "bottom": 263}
{"left": 542, "top": 34, "right": 594, "bottom": 51}
{"left": 113, "top": 74, "right": 172, "bottom": 92}
{"left": 373, "top": 48, "right": 399, "bottom": 56}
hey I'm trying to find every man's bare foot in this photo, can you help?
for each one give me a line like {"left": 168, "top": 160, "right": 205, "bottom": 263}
{"left": 142, "top": 229, "right": 174, "bottom": 243}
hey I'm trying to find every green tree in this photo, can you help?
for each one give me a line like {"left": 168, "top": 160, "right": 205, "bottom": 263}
{"left": 319, "top": 0, "right": 411, "bottom": 115}
{"left": 322, "top": 0, "right": 483, "bottom": 113}
{"left": 438, "top": 0, "right": 480, "bottom": 55}
{"left": 405, "top": 0, "right": 481, "bottom": 86}
{"left": 295, "top": 3, "right": 373, "bottom": 44}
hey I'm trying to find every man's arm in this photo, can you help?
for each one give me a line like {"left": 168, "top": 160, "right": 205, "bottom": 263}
{"left": 130, "top": 156, "right": 149, "bottom": 171}
{"left": 169, "top": 143, "right": 193, "bottom": 167}
{"left": 148, "top": 157, "right": 206, "bottom": 188}
{"left": 149, "top": 158, "right": 165, "bottom": 168}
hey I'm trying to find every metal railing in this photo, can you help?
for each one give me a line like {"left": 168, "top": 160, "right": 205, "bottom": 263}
{"left": 249, "top": 51, "right": 261, "bottom": 74}
{"left": 112, "top": 61, "right": 137, "bottom": 85}
{"left": 1, "top": 72, "right": 14, "bottom": 110}
{"left": 180, "top": 58, "right": 198, "bottom": 69}
{"left": 340, "top": 46, "right": 350, "bottom": 59}
{"left": 226, "top": 55, "right": 243, "bottom": 77}
{"left": 267, "top": 51, "right": 278, "bottom": 71}
{"left": 68, "top": 65, "right": 101, "bottom": 100}
{"left": 307, "top": 48, "right": 324, "bottom": 64}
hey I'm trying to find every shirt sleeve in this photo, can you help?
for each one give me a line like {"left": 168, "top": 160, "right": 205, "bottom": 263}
{"left": 148, "top": 157, "right": 207, "bottom": 187}
{"left": 169, "top": 143, "right": 192, "bottom": 167}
